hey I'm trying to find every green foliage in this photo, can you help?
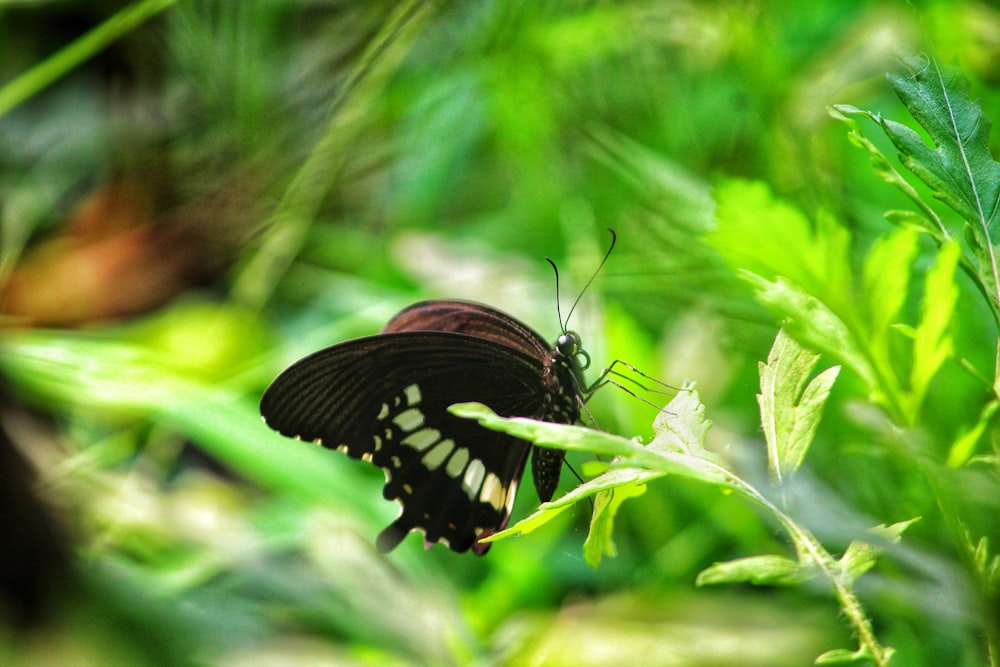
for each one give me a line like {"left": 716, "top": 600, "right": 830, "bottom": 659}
{"left": 5, "top": 2, "right": 1000, "bottom": 666}
{"left": 833, "top": 54, "right": 1000, "bottom": 328}
{"left": 758, "top": 328, "right": 840, "bottom": 483}
{"left": 710, "top": 180, "right": 960, "bottom": 426}
{"left": 456, "top": 372, "right": 912, "bottom": 665}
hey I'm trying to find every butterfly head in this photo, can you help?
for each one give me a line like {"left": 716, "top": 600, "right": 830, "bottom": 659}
{"left": 554, "top": 330, "right": 590, "bottom": 396}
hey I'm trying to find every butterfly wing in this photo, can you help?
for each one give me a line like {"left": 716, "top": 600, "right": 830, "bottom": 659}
{"left": 260, "top": 332, "right": 549, "bottom": 554}
{"left": 386, "top": 301, "right": 581, "bottom": 504}
{"left": 383, "top": 300, "right": 551, "bottom": 358}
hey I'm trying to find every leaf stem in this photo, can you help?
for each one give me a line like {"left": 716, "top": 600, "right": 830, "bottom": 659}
{"left": 704, "top": 460, "right": 894, "bottom": 665}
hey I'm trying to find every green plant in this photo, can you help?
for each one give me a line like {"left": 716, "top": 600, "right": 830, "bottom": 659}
{"left": 453, "top": 53, "right": 1000, "bottom": 665}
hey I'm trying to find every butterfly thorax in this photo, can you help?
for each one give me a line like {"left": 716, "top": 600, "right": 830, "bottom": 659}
{"left": 532, "top": 331, "right": 587, "bottom": 501}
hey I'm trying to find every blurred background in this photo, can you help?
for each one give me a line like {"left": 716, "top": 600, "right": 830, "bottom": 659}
{"left": 1, "top": 1, "right": 998, "bottom": 665}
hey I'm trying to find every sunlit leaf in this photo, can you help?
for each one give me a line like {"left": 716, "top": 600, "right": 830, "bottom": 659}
{"left": 710, "top": 180, "right": 853, "bottom": 312}
{"left": 840, "top": 518, "right": 920, "bottom": 582}
{"left": 696, "top": 554, "right": 812, "bottom": 586}
{"left": 948, "top": 399, "right": 1000, "bottom": 467}
{"left": 757, "top": 329, "right": 840, "bottom": 482}
{"left": 583, "top": 481, "right": 646, "bottom": 567}
{"left": 908, "top": 240, "right": 960, "bottom": 417}
{"left": 862, "top": 227, "right": 919, "bottom": 352}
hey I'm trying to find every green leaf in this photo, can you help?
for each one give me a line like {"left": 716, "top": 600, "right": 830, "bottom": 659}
{"left": 448, "top": 402, "right": 662, "bottom": 465}
{"left": 740, "top": 274, "right": 877, "bottom": 395}
{"left": 840, "top": 518, "right": 921, "bottom": 583}
{"left": 947, "top": 398, "right": 999, "bottom": 467}
{"left": 884, "top": 55, "right": 1000, "bottom": 232}
{"left": 758, "top": 329, "right": 841, "bottom": 483}
{"left": 583, "top": 482, "right": 647, "bottom": 567}
{"left": 871, "top": 517, "right": 922, "bottom": 542}
{"left": 710, "top": 180, "right": 899, "bottom": 413}
{"left": 880, "top": 54, "right": 1000, "bottom": 317}
{"left": 0, "top": 330, "right": 372, "bottom": 509}
{"left": 649, "top": 381, "right": 713, "bottom": 456}
{"left": 907, "top": 240, "right": 960, "bottom": 417}
{"left": 465, "top": 384, "right": 734, "bottom": 554}
{"left": 709, "top": 180, "right": 854, "bottom": 312}
{"left": 479, "top": 456, "right": 666, "bottom": 547}
{"left": 696, "top": 554, "right": 812, "bottom": 587}
{"left": 828, "top": 104, "right": 948, "bottom": 241}
{"left": 815, "top": 646, "right": 894, "bottom": 665}
{"left": 862, "top": 227, "right": 920, "bottom": 352}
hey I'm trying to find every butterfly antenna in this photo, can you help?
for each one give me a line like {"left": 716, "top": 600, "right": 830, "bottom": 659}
{"left": 545, "top": 256, "right": 567, "bottom": 333}
{"left": 564, "top": 228, "right": 616, "bottom": 328}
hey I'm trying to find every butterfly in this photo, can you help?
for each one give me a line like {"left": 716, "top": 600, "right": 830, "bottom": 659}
{"left": 259, "top": 299, "right": 591, "bottom": 554}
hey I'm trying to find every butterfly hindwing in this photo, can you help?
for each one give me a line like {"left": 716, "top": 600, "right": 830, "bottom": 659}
{"left": 383, "top": 300, "right": 551, "bottom": 359}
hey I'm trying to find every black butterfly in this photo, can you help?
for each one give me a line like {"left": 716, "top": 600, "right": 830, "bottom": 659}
{"left": 259, "top": 299, "right": 590, "bottom": 555}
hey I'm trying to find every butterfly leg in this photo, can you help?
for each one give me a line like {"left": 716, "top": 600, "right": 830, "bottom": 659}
{"left": 583, "top": 359, "right": 677, "bottom": 411}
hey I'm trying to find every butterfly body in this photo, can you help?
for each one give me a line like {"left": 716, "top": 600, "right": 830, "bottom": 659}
{"left": 259, "top": 300, "right": 587, "bottom": 555}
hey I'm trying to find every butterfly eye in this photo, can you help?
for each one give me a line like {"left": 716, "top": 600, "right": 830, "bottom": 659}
{"left": 556, "top": 332, "right": 579, "bottom": 355}
{"left": 557, "top": 332, "right": 589, "bottom": 369}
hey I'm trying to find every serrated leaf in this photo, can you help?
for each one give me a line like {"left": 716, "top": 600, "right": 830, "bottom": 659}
{"left": 839, "top": 540, "right": 881, "bottom": 582}
{"left": 454, "top": 385, "right": 727, "bottom": 487}
{"left": 758, "top": 329, "right": 840, "bottom": 482}
{"left": 467, "top": 384, "right": 735, "bottom": 556}
{"left": 476, "top": 498, "right": 573, "bottom": 544}
{"left": 710, "top": 180, "right": 909, "bottom": 416}
{"left": 879, "top": 54, "right": 1000, "bottom": 317}
{"left": 650, "top": 381, "right": 713, "bottom": 456}
{"left": 481, "top": 461, "right": 666, "bottom": 546}
{"left": 840, "top": 518, "right": 920, "bottom": 582}
{"left": 871, "top": 516, "right": 921, "bottom": 542}
{"left": 885, "top": 55, "right": 1000, "bottom": 231}
{"left": 697, "top": 554, "right": 812, "bottom": 586}
{"left": 829, "top": 105, "right": 948, "bottom": 240}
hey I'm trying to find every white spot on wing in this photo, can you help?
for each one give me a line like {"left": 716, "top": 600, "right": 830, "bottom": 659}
{"left": 377, "top": 403, "right": 389, "bottom": 420}
{"left": 446, "top": 447, "right": 469, "bottom": 478}
{"left": 422, "top": 439, "right": 455, "bottom": 470}
{"left": 480, "top": 472, "right": 505, "bottom": 510}
{"left": 393, "top": 408, "right": 424, "bottom": 431}
{"left": 361, "top": 452, "right": 374, "bottom": 463}
{"left": 402, "top": 428, "right": 439, "bottom": 451}
{"left": 462, "top": 459, "right": 486, "bottom": 500}
{"left": 504, "top": 477, "right": 520, "bottom": 516}
{"left": 403, "top": 383, "right": 422, "bottom": 406}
